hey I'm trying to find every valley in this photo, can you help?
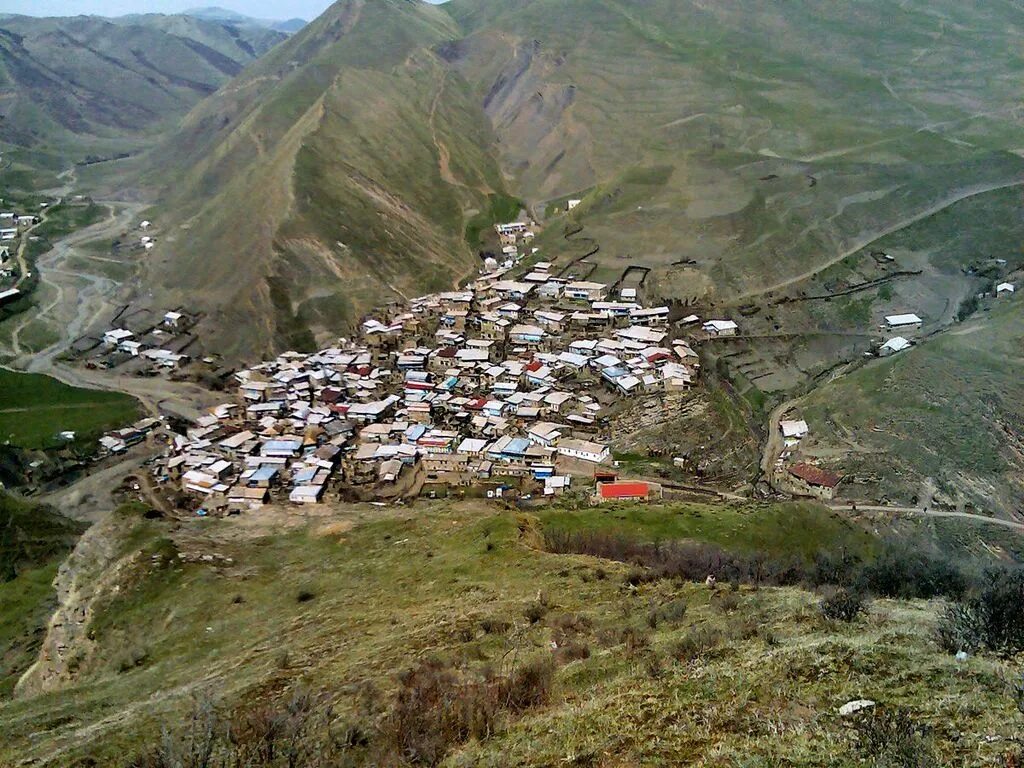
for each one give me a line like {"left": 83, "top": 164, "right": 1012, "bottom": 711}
{"left": 0, "top": 0, "right": 1023, "bottom": 764}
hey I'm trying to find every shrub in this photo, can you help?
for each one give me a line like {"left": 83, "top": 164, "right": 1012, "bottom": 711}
{"left": 857, "top": 545, "right": 968, "bottom": 600}
{"left": 502, "top": 657, "right": 555, "bottom": 711}
{"left": 296, "top": 589, "right": 316, "bottom": 603}
{"left": 820, "top": 588, "right": 868, "bottom": 622}
{"left": 938, "top": 567, "right": 1024, "bottom": 655}
{"left": 524, "top": 602, "right": 548, "bottom": 624}
{"left": 851, "top": 709, "right": 938, "bottom": 767}
{"left": 620, "top": 626, "right": 650, "bottom": 656}
{"left": 480, "top": 617, "right": 510, "bottom": 635}
{"left": 670, "top": 626, "right": 722, "bottom": 663}
{"left": 553, "top": 640, "right": 591, "bottom": 664}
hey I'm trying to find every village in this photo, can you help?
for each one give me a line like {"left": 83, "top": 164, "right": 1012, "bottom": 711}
{"left": 87, "top": 212, "right": 1020, "bottom": 515}
{"left": 0, "top": 204, "right": 43, "bottom": 309}
{"left": 92, "top": 217, "right": 756, "bottom": 512}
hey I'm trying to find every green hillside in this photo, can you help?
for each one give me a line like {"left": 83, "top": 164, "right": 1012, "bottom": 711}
{"left": 0, "top": 492, "right": 85, "bottom": 696}
{"left": 1, "top": 499, "right": 1021, "bottom": 765}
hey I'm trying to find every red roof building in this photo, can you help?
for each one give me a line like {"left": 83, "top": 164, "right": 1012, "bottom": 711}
{"left": 787, "top": 463, "right": 841, "bottom": 489}
{"left": 598, "top": 481, "right": 651, "bottom": 500}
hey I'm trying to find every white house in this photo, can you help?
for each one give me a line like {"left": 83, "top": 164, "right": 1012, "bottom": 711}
{"left": 103, "top": 328, "right": 134, "bottom": 346}
{"left": 703, "top": 319, "right": 738, "bottom": 336}
{"left": 567, "top": 199, "right": 582, "bottom": 211}
{"left": 878, "top": 336, "right": 912, "bottom": 356}
{"left": 885, "top": 313, "right": 922, "bottom": 329}
{"left": 780, "top": 419, "right": 809, "bottom": 439}
{"left": 556, "top": 438, "right": 610, "bottom": 464}
{"left": 997, "top": 282, "right": 1015, "bottom": 295}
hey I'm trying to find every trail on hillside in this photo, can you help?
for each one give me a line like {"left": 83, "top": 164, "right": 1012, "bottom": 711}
{"left": 728, "top": 178, "right": 1024, "bottom": 303}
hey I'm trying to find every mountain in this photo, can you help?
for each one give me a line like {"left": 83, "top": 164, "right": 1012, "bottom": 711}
{"left": 144, "top": 0, "right": 507, "bottom": 356}
{"left": 0, "top": 14, "right": 287, "bottom": 168}
{"left": 143, "top": 0, "right": 1024, "bottom": 354}
{"left": 183, "top": 6, "right": 307, "bottom": 33}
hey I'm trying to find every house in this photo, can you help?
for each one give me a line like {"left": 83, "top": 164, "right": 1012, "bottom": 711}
{"left": 787, "top": 463, "right": 842, "bottom": 500}
{"left": 564, "top": 281, "right": 607, "bottom": 302}
{"left": 556, "top": 438, "right": 610, "bottom": 464}
{"left": 878, "top": 337, "right": 912, "bottom": 356}
{"left": 0, "top": 288, "right": 20, "bottom": 306}
{"left": 510, "top": 324, "right": 546, "bottom": 345}
{"left": 290, "top": 485, "right": 325, "bottom": 504}
{"left": 703, "top": 319, "right": 738, "bottom": 336}
{"left": 997, "top": 282, "right": 1015, "bottom": 295}
{"left": 567, "top": 199, "right": 581, "bottom": 210}
{"left": 780, "top": 419, "right": 809, "bottom": 439}
{"left": 527, "top": 421, "right": 564, "bottom": 448}
{"left": 596, "top": 481, "right": 661, "bottom": 503}
{"left": 164, "top": 311, "right": 184, "bottom": 329}
{"left": 228, "top": 485, "right": 269, "bottom": 508}
{"left": 885, "top": 313, "right": 922, "bottom": 329}
{"left": 103, "top": 328, "right": 134, "bottom": 346}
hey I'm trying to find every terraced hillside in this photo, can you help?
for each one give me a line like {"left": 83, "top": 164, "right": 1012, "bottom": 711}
{"left": 0, "top": 14, "right": 287, "bottom": 171}
{"left": 143, "top": 0, "right": 1024, "bottom": 357}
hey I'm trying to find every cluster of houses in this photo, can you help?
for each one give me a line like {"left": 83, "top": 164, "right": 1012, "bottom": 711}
{"left": 774, "top": 416, "right": 842, "bottom": 499}
{"left": 145, "top": 231, "right": 712, "bottom": 511}
{"left": 0, "top": 209, "right": 39, "bottom": 242}
{"left": 99, "top": 310, "right": 193, "bottom": 369}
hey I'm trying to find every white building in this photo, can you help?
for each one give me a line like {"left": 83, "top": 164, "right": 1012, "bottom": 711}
{"left": 879, "top": 336, "right": 912, "bottom": 356}
{"left": 997, "top": 282, "right": 1015, "bottom": 295}
{"left": 556, "top": 438, "right": 610, "bottom": 464}
{"left": 885, "top": 313, "right": 922, "bottom": 329}
{"left": 703, "top": 319, "right": 738, "bottom": 336}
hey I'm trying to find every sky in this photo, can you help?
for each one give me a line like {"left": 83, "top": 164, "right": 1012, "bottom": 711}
{"left": 1, "top": 0, "right": 337, "bottom": 20}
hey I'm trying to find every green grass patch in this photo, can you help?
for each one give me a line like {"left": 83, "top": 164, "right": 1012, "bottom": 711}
{"left": 464, "top": 192, "right": 523, "bottom": 248}
{"left": 0, "top": 369, "right": 141, "bottom": 450}
{"left": 537, "top": 500, "right": 877, "bottom": 561}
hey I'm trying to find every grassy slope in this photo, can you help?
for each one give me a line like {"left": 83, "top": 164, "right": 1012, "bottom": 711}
{"left": 0, "top": 492, "right": 86, "bottom": 696}
{"left": 801, "top": 293, "right": 1024, "bottom": 514}
{"left": 145, "top": 0, "right": 510, "bottom": 356}
{"left": 0, "top": 369, "right": 141, "bottom": 450}
{"left": 1, "top": 499, "right": 1021, "bottom": 765}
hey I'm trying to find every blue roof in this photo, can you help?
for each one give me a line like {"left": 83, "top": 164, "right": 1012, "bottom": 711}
{"left": 294, "top": 467, "right": 317, "bottom": 483}
{"left": 250, "top": 466, "right": 278, "bottom": 482}
{"left": 405, "top": 424, "right": 427, "bottom": 441}
{"left": 503, "top": 437, "right": 531, "bottom": 455}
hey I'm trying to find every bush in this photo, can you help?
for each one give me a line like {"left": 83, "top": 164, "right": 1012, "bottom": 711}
{"left": 857, "top": 545, "right": 968, "bottom": 600}
{"left": 938, "top": 567, "right": 1024, "bottom": 655}
{"left": 524, "top": 602, "right": 548, "bottom": 624}
{"left": 502, "top": 657, "right": 555, "bottom": 711}
{"left": 851, "top": 709, "right": 938, "bottom": 767}
{"left": 553, "top": 640, "right": 591, "bottom": 664}
{"left": 670, "top": 626, "right": 722, "bottom": 663}
{"left": 480, "top": 617, "right": 510, "bottom": 635}
{"left": 820, "top": 588, "right": 868, "bottom": 622}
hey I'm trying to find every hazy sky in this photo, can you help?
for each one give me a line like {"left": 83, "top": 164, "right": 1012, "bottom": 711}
{"left": 2, "top": 0, "right": 338, "bottom": 20}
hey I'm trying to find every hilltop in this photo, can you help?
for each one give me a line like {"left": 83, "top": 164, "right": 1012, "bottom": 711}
{"left": 183, "top": 6, "right": 307, "bottom": 32}
{"left": 2, "top": 496, "right": 1023, "bottom": 765}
